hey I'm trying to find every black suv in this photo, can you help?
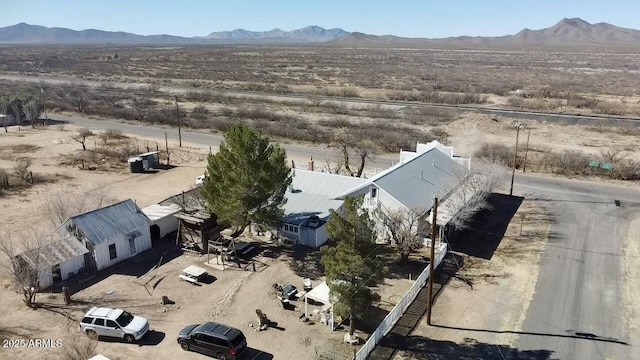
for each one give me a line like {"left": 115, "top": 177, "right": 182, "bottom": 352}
{"left": 177, "top": 322, "right": 247, "bottom": 360}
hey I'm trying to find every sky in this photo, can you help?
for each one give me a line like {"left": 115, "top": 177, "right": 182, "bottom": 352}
{"left": 2, "top": 0, "right": 640, "bottom": 38}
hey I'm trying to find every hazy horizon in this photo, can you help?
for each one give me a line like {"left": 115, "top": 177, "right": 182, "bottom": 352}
{"left": 3, "top": 0, "right": 640, "bottom": 38}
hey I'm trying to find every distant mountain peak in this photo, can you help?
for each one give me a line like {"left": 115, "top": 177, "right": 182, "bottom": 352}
{"left": 205, "top": 25, "right": 348, "bottom": 42}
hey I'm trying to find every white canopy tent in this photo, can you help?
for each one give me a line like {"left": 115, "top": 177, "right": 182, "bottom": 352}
{"left": 304, "top": 281, "right": 335, "bottom": 330}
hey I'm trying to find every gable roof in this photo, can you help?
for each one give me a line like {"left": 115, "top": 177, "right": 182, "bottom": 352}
{"left": 283, "top": 170, "right": 367, "bottom": 220}
{"left": 18, "top": 236, "right": 88, "bottom": 269}
{"left": 335, "top": 143, "right": 466, "bottom": 211}
{"left": 69, "top": 199, "right": 151, "bottom": 245}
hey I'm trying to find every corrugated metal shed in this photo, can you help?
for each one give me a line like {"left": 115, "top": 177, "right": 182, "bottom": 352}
{"left": 69, "top": 199, "right": 151, "bottom": 245}
{"left": 284, "top": 170, "right": 367, "bottom": 218}
{"left": 18, "top": 236, "right": 88, "bottom": 269}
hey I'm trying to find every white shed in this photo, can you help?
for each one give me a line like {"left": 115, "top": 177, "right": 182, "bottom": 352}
{"left": 142, "top": 203, "right": 180, "bottom": 241}
{"left": 58, "top": 199, "right": 152, "bottom": 272}
{"left": 16, "top": 236, "right": 88, "bottom": 290}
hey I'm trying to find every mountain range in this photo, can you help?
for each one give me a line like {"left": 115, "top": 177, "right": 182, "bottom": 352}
{"left": 0, "top": 18, "right": 639, "bottom": 48}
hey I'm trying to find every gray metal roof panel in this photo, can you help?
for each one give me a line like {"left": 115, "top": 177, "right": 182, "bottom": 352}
{"left": 70, "top": 199, "right": 151, "bottom": 245}
{"left": 18, "top": 236, "right": 88, "bottom": 268}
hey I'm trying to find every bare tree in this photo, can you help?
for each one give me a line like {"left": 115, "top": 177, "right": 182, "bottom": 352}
{"left": 45, "top": 187, "right": 108, "bottom": 228}
{"left": 323, "top": 156, "right": 344, "bottom": 174}
{"left": 13, "top": 159, "right": 32, "bottom": 183}
{"left": 308, "top": 95, "right": 324, "bottom": 107}
{"left": 0, "top": 231, "right": 47, "bottom": 308}
{"left": 69, "top": 91, "right": 89, "bottom": 113}
{"left": 441, "top": 160, "right": 504, "bottom": 231}
{"left": 382, "top": 208, "right": 426, "bottom": 262}
{"left": 23, "top": 100, "right": 42, "bottom": 128}
{"left": 329, "top": 127, "right": 378, "bottom": 177}
{"left": 72, "top": 128, "right": 94, "bottom": 151}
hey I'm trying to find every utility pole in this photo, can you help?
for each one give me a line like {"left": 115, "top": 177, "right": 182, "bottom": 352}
{"left": 509, "top": 124, "right": 524, "bottom": 196}
{"left": 522, "top": 128, "right": 531, "bottom": 173}
{"left": 174, "top": 96, "right": 182, "bottom": 147}
{"left": 427, "top": 196, "right": 438, "bottom": 325}
{"left": 40, "top": 85, "right": 48, "bottom": 126}
{"left": 165, "top": 131, "right": 170, "bottom": 166}
{"left": 433, "top": 68, "right": 438, "bottom": 93}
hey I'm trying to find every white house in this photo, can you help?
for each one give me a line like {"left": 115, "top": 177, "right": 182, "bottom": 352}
{"left": 281, "top": 170, "right": 367, "bottom": 248}
{"left": 284, "top": 141, "right": 470, "bottom": 246}
{"left": 142, "top": 203, "right": 180, "bottom": 241}
{"left": 16, "top": 236, "right": 88, "bottom": 290}
{"left": 334, "top": 141, "right": 470, "bottom": 241}
{"left": 58, "top": 199, "right": 152, "bottom": 272}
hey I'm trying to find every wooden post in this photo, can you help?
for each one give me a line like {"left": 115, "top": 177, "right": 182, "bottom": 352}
{"left": 175, "top": 96, "right": 182, "bottom": 147}
{"left": 523, "top": 128, "right": 531, "bottom": 173}
{"left": 165, "top": 132, "right": 170, "bottom": 166}
{"left": 427, "top": 196, "right": 438, "bottom": 325}
{"left": 156, "top": 142, "right": 159, "bottom": 152}
{"left": 62, "top": 286, "right": 71, "bottom": 305}
{"left": 29, "top": 171, "right": 33, "bottom": 184}
{"left": 509, "top": 125, "right": 523, "bottom": 196}
{"left": 209, "top": 145, "right": 212, "bottom": 155}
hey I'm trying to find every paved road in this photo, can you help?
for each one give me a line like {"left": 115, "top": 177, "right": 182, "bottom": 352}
{"left": 52, "top": 113, "right": 398, "bottom": 171}
{"left": 513, "top": 173, "right": 640, "bottom": 360}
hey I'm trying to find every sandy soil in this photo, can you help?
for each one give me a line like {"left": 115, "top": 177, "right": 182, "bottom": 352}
{"left": 0, "top": 113, "right": 637, "bottom": 359}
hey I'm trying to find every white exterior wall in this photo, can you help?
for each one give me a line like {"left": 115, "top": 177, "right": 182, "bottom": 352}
{"left": 315, "top": 225, "right": 328, "bottom": 248}
{"left": 154, "top": 215, "right": 179, "bottom": 238}
{"left": 37, "top": 267, "right": 54, "bottom": 290}
{"left": 93, "top": 227, "right": 151, "bottom": 271}
{"left": 60, "top": 255, "right": 85, "bottom": 280}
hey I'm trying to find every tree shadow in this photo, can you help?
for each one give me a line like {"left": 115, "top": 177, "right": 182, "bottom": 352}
{"left": 377, "top": 334, "right": 555, "bottom": 360}
{"left": 446, "top": 193, "right": 524, "bottom": 260}
{"left": 257, "top": 243, "right": 325, "bottom": 280}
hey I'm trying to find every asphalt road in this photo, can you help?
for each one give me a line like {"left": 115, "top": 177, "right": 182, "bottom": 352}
{"left": 513, "top": 173, "right": 640, "bottom": 360}
{"left": 52, "top": 113, "right": 398, "bottom": 171}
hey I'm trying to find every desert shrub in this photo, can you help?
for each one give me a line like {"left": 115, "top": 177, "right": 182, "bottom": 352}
{"left": 13, "top": 158, "right": 32, "bottom": 182}
{"left": 341, "top": 87, "right": 360, "bottom": 98}
{"left": 542, "top": 150, "right": 590, "bottom": 175}
{"left": 570, "top": 96, "right": 599, "bottom": 109}
{"left": 190, "top": 105, "right": 210, "bottom": 121}
{"left": 429, "top": 127, "right": 449, "bottom": 142}
{"left": 611, "top": 159, "right": 640, "bottom": 180}
{"left": 98, "top": 128, "right": 125, "bottom": 145}
{"left": 593, "top": 101, "right": 626, "bottom": 115}
{"left": 474, "top": 143, "right": 516, "bottom": 167}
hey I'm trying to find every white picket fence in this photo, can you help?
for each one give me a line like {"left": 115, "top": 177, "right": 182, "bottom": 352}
{"left": 355, "top": 243, "right": 448, "bottom": 360}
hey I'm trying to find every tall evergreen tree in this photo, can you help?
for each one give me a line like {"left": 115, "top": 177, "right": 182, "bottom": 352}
{"left": 201, "top": 123, "right": 292, "bottom": 237}
{"left": 322, "top": 195, "right": 386, "bottom": 335}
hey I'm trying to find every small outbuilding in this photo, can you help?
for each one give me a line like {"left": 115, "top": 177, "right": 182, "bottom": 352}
{"left": 16, "top": 236, "right": 88, "bottom": 290}
{"left": 57, "top": 199, "right": 152, "bottom": 272}
{"left": 142, "top": 203, "right": 181, "bottom": 241}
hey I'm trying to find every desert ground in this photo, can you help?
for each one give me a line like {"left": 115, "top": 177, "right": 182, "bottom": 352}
{"left": 0, "top": 103, "right": 638, "bottom": 359}
{"left": 1, "top": 44, "right": 640, "bottom": 359}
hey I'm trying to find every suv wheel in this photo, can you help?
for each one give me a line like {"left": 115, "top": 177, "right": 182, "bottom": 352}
{"left": 124, "top": 334, "right": 135, "bottom": 343}
{"left": 216, "top": 353, "right": 227, "bottom": 360}
{"left": 179, "top": 341, "right": 189, "bottom": 351}
{"left": 86, "top": 330, "right": 97, "bottom": 340}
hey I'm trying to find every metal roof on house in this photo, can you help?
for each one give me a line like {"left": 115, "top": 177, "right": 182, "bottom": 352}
{"left": 335, "top": 145, "right": 465, "bottom": 211}
{"left": 69, "top": 199, "right": 151, "bottom": 245}
{"left": 18, "top": 236, "right": 88, "bottom": 269}
{"left": 283, "top": 170, "right": 367, "bottom": 220}
{"left": 142, "top": 203, "right": 181, "bottom": 222}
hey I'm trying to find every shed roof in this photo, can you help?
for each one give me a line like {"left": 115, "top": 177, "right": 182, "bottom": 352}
{"left": 18, "top": 236, "right": 88, "bottom": 269}
{"left": 142, "top": 203, "right": 181, "bottom": 222}
{"left": 69, "top": 199, "right": 151, "bottom": 245}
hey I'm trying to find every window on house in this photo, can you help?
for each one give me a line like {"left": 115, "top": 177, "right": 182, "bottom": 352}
{"left": 109, "top": 244, "right": 117, "bottom": 260}
{"left": 293, "top": 226, "right": 299, "bottom": 233}
{"left": 129, "top": 238, "right": 136, "bottom": 255}
{"left": 371, "top": 188, "right": 377, "bottom": 198}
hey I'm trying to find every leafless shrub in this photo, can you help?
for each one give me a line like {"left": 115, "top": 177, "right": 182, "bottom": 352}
{"left": 429, "top": 127, "right": 449, "bottom": 143}
{"left": 57, "top": 336, "right": 97, "bottom": 360}
{"left": 0, "top": 230, "right": 48, "bottom": 307}
{"left": 98, "top": 128, "right": 125, "bottom": 145}
{"left": 13, "top": 159, "right": 32, "bottom": 182}
{"left": 593, "top": 101, "right": 626, "bottom": 115}
{"left": 381, "top": 208, "right": 426, "bottom": 262}
{"left": 474, "top": 143, "right": 516, "bottom": 167}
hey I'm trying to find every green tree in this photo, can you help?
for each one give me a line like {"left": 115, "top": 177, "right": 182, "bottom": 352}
{"left": 321, "top": 195, "right": 386, "bottom": 335}
{"left": 201, "top": 123, "right": 292, "bottom": 237}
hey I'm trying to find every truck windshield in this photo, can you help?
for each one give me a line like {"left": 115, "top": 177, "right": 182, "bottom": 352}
{"left": 116, "top": 311, "right": 134, "bottom": 327}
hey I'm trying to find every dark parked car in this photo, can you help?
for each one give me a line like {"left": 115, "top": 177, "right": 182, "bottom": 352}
{"left": 177, "top": 321, "right": 247, "bottom": 360}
